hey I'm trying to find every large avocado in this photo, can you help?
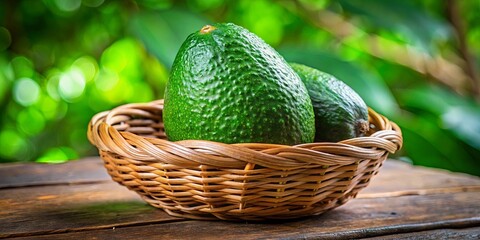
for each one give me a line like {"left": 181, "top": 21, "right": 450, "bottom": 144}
{"left": 290, "top": 63, "right": 369, "bottom": 142}
{"left": 163, "top": 23, "right": 315, "bottom": 145}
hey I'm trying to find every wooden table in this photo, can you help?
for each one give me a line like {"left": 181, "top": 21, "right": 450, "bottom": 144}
{"left": 1, "top": 158, "right": 479, "bottom": 239}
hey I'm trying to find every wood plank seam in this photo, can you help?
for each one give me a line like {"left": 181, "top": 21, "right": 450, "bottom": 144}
{"left": 285, "top": 217, "right": 480, "bottom": 240}
{"left": 357, "top": 185, "right": 480, "bottom": 198}
{"left": 2, "top": 182, "right": 478, "bottom": 198}
{"left": 361, "top": 226, "right": 480, "bottom": 239}
{"left": 0, "top": 218, "right": 187, "bottom": 239}
{"left": 0, "top": 180, "right": 112, "bottom": 190}
{"left": 4, "top": 216, "right": 480, "bottom": 239}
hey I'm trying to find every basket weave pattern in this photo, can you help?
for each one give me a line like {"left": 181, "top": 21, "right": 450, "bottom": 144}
{"left": 88, "top": 99, "right": 402, "bottom": 220}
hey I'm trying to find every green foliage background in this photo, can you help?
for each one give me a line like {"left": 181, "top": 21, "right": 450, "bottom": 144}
{"left": 1, "top": 0, "right": 479, "bottom": 176}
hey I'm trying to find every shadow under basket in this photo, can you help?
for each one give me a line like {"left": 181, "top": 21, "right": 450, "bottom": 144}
{"left": 88, "top": 99, "right": 403, "bottom": 221}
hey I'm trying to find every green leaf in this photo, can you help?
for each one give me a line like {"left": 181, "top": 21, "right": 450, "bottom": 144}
{"left": 279, "top": 46, "right": 399, "bottom": 116}
{"left": 337, "top": 0, "right": 451, "bottom": 54}
{"left": 398, "top": 84, "right": 480, "bottom": 150}
{"left": 442, "top": 105, "right": 480, "bottom": 150}
{"left": 396, "top": 113, "right": 480, "bottom": 176}
{"left": 129, "top": 8, "right": 210, "bottom": 68}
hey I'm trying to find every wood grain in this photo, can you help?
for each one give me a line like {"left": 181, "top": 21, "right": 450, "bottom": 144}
{"left": 2, "top": 158, "right": 479, "bottom": 195}
{"left": 1, "top": 158, "right": 479, "bottom": 239}
{"left": 359, "top": 160, "right": 480, "bottom": 197}
{"left": 364, "top": 226, "right": 480, "bottom": 239}
{"left": 1, "top": 187, "right": 479, "bottom": 239}
{"left": 0, "top": 182, "right": 181, "bottom": 238}
{"left": 0, "top": 157, "right": 110, "bottom": 189}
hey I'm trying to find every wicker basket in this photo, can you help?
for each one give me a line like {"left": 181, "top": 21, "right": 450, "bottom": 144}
{"left": 88, "top": 99, "right": 402, "bottom": 221}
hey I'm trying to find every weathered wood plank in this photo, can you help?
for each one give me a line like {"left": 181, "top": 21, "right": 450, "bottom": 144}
{"left": 0, "top": 182, "right": 181, "bottom": 238}
{"left": 358, "top": 160, "right": 480, "bottom": 197}
{"left": 1, "top": 158, "right": 480, "bottom": 239}
{"left": 364, "top": 226, "right": 480, "bottom": 239}
{"left": 0, "top": 157, "right": 110, "bottom": 189}
{"left": 2, "top": 187, "right": 479, "bottom": 239}
{"left": 2, "top": 158, "right": 480, "bottom": 196}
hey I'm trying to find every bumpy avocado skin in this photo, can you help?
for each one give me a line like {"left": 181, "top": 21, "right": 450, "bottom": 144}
{"left": 163, "top": 23, "right": 315, "bottom": 145}
{"left": 290, "top": 63, "right": 369, "bottom": 142}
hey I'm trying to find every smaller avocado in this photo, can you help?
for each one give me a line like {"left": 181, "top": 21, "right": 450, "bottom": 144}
{"left": 290, "top": 63, "right": 369, "bottom": 142}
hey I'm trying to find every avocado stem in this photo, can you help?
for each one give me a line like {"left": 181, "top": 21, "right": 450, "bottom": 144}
{"left": 357, "top": 120, "right": 370, "bottom": 136}
{"left": 200, "top": 25, "right": 216, "bottom": 34}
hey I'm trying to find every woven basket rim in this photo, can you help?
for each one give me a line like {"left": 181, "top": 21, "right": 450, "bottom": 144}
{"left": 87, "top": 99, "right": 403, "bottom": 170}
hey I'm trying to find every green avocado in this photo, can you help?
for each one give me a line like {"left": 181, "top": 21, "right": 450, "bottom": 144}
{"left": 290, "top": 63, "right": 369, "bottom": 142}
{"left": 163, "top": 23, "right": 315, "bottom": 145}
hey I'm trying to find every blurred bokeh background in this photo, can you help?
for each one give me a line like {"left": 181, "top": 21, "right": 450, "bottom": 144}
{"left": 1, "top": 0, "right": 479, "bottom": 176}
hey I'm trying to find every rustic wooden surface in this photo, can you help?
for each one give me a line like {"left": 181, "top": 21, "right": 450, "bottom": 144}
{"left": 1, "top": 157, "right": 479, "bottom": 239}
